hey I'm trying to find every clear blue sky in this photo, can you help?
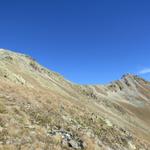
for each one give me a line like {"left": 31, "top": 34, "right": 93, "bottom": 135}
{"left": 0, "top": 0, "right": 150, "bottom": 84}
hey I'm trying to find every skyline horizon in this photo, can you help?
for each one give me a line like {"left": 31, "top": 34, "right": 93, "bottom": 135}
{"left": 0, "top": 48, "right": 149, "bottom": 84}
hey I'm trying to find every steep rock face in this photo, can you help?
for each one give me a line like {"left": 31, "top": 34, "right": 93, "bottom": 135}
{"left": 0, "top": 49, "right": 150, "bottom": 150}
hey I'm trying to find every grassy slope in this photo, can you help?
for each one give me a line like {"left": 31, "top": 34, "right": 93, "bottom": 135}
{"left": 0, "top": 49, "right": 150, "bottom": 150}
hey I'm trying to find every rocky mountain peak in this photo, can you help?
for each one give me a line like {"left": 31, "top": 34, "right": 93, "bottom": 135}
{"left": 121, "top": 73, "right": 135, "bottom": 79}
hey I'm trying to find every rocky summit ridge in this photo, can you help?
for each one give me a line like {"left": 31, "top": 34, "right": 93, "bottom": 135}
{"left": 0, "top": 49, "right": 150, "bottom": 150}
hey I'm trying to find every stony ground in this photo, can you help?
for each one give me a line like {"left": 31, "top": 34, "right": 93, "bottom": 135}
{"left": 0, "top": 49, "right": 150, "bottom": 150}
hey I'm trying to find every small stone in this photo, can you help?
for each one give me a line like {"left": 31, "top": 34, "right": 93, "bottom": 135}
{"left": 0, "top": 126, "right": 3, "bottom": 132}
{"left": 68, "top": 140, "right": 79, "bottom": 149}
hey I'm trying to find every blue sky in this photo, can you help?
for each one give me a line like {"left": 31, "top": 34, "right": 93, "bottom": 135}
{"left": 0, "top": 0, "right": 150, "bottom": 84}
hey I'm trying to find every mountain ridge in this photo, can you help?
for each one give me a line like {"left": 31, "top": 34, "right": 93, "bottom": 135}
{"left": 0, "top": 49, "right": 150, "bottom": 150}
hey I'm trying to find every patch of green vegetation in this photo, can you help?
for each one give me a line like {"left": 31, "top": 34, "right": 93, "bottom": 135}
{"left": 29, "top": 110, "right": 53, "bottom": 126}
{"left": 0, "top": 102, "right": 7, "bottom": 114}
{"left": 36, "top": 114, "right": 52, "bottom": 126}
{"left": 0, "top": 128, "right": 8, "bottom": 143}
{"left": 29, "top": 61, "right": 41, "bottom": 72}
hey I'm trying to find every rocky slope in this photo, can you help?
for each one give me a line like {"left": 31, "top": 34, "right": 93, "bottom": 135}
{"left": 0, "top": 49, "right": 149, "bottom": 150}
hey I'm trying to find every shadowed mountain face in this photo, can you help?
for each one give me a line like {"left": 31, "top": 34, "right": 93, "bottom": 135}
{"left": 0, "top": 49, "right": 149, "bottom": 150}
